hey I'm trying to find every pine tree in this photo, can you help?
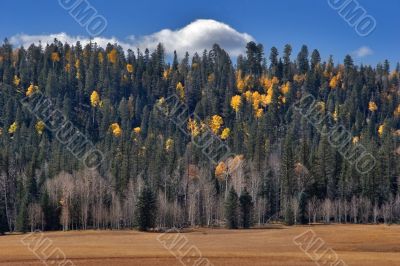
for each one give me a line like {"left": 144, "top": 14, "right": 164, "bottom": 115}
{"left": 283, "top": 44, "right": 292, "bottom": 81}
{"left": 311, "top": 49, "right": 321, "bottom": 70}
{"left": 315, "top": 133, "right": 336, "bottom": 199}
{"left": 269, "top": 47, "right": 279, "bottom": 76}
{"left": 239, "top": 188, "right": 253, "bottom": 228}
{"left": 0, "top": 204, "right": 7, "bottom": 234}
{"left": 136, "top": 185, "right": 157, "bottom": 231}
{"left": 40, "top": 191, "right": 60, "bottom": 231}
{"left": 225, "top": 187, "right": 239, "bottom": 229}
{"left": 297, "top": 45, "right": 309, "bottom": 74}
{"left": 281, "top": 132, "right": 295, "bottom": 202}
{"left": 16, "top": 196, "right": 29, "bottom": 233}
{"left": 284, "top": 202, "right": 295, "bottom": 226}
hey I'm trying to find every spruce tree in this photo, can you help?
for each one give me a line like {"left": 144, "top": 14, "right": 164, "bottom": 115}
{"left": 284, "top": 203, "right": 295, "bottom": 226}
{"left": 225, "top": 187, "right": 239, "bottom": 229}
{"left": 239, "top": 188, "right": 253, "bottom": 228}
{"left": 0, "top": 205, "right": 7, "bottom": 234}
{"left": 136, "top": 186, "right": 157, "bottom": 231}
{"left": 16, "top": 196, "right": 29, "bottom": 233}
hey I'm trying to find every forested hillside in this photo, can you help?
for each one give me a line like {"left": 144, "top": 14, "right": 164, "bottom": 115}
{"left": 0, "top": 39, "right": 399, "bottom": 232}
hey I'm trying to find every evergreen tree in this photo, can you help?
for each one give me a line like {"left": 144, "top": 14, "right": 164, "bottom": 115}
{"left": 315, "top": 133, "right": 336, "bottom": 199}
{"left": 136, "top": 185, "right": 157, "bottom": 231}
{"left": 297, "top": 45, "right": 309, "bottom": 74}
{"left": 239, "top": 188, "right": 253, "bottom": 228}
{"left": 284, "top": 202, "right": 295, "bottom": 226}
{"left": 0, "top": 204, "right": 7, "bottom": 234}
{"left": 225, "top": 187, "right": 239, "bottom": 229}
{"left": 16, "top": 196, "right": 29, "bottom": 233}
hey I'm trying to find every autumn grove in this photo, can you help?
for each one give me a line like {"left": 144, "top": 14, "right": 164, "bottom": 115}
{"left": 0, "top": 39, "right": 399, "bottom": 233}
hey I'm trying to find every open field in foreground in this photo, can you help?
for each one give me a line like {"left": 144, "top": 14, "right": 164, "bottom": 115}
{"left": 0, "top": 224, "right": 399, "bottom": 266}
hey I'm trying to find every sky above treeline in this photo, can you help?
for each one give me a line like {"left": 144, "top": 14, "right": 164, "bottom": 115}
{"left": 1, "top": 0, "right": 397, "bottom": 67}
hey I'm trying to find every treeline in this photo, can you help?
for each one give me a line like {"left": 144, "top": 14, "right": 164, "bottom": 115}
{"left": 0, "top": 38, "right": 399, "bottom": 232}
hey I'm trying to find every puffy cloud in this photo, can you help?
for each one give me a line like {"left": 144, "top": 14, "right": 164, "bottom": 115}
{"left": 130, "top": 19, "right": 254, "bottom": 56}
{"left": 9, "top": 19, "right": 254, "bottom": 57}
{"left": 352, "top": 46, "right": 373, "bottom": 58}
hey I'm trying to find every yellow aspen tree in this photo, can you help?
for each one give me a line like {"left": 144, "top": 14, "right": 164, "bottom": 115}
{"left": 378, "top": 124, "right": 384, "bottom": 137}
{"left": 329, "top": 75, "right": 339, "bottom": 89}
{"left": 75, "top": 59, "right": 80, "bottom": 69}
{"left": 133, "top": 127, "right": 141, "bottom": 134}
{"left": 333, "top": 109, "right": 338, "bottom": 121}
{"left": 210, "top": 115, "right": 223, "bottom": 134}
{"left": 35, "top": 121, "right": 46, "bottom": 135}
{"left": 51, "top": 52, "right": 60, "bottom": 62}
{"left": 90, "top": 91, "right": 100, "bottom": 107}
{"left": 8, "top": 122, "right": 17, "bottom": 134}
{"left": 107, "top": 48, "right": 118, "bottom": 64}
{"left": 280, "top": 82, "right": 290, "bottom": 95}
{"left": 163, "top": 68, "right": 172, "bottom": 80}
{"left": 126, "top": 64, "right": 134, "bottom": 73}
{"left": 255, "top": 108, "right": 263, "bottom": 118}
{"left": 244, "top": 74, "right": 254, "bottom": 89}
{"left": 271, "top": 76, "right": 279, "bottom": 85}
{"left": 260, "top": 75, "right": 271, "bottom": 91}
{"left": 368, "top": 101, "right": 378, "bottom": 112}
{"left": 220, "top": 128, "right": 230, "bottom": 140}
{"left": 176, "top": 82, "right": 185, "bottom": 100}
{"left": 165, "top": 138, "right": 174, "bottom": 152}
{"left": 98, "top": 52, "right": 104, "bottom": 63}
{"left": 187, "top": 118, "right": 200, "bottom": 137}
{"left": 265, "top": 86, "right": 273, "bottom": 106}
{"left": 215, "top": 161, "right": 227, "bottom": 177}
{"left": 13, "top": 75, "right": 20, "bottom": 86}
{"left": 244, "top": 91, "right": 252, "bottom": 102}
{"left": 236, "top": 70, "right": 245, "bottom": 92}
{"left": 26, "top": 84, "right": 39, "bottom": 97}
{"left": 252, "top": 91, "right": 261, "bottom": 111}
{"left": 260, "top": 94, "right": 268, "bottom": 107}
{"left": 230, "top": 95, "right": 242, "bottom": 113}
{"left": 75, "top": 59, "right": 81, "bottom": 79}
{"left": 110, "top": 123, "right": 122, "bottom": 137}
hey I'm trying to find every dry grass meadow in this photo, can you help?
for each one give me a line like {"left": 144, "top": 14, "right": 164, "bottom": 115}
{"left": 0, "top": 224, "right": 399, "bottom": 266}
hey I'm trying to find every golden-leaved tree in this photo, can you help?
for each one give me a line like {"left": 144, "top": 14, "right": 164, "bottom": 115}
{"left": 230, "top": 95, "right": 242, "bottom": 113}
{"left": 176, "top": 82, "right": 185, "bottom": 100}
{"left": 369, "top": 101, "right": 378, "bottom": 112}
{"left": 107, "top": 48, "right": 118, "bottom": 64}
{"left": 90, "top": 91, "right": 100, "bottom": 107}
{"left": 110, "top": 123, "right": 122, "bottom": 137}
{"left": 35, "top": 121, "right": 46, "bottom": 135}
{"left": 210, "top": 115, "right": 223, "bottom": 134}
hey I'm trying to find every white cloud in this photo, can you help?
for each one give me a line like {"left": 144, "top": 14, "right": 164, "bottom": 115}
{"left": 9, "top": 19, "right": 254, "bottom": 57}
{"left": 352, "top": 46, "right": 373, "bottom": 58}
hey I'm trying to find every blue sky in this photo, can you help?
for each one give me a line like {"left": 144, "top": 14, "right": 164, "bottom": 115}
{"left": 1, "top": 0, "right": 398, "bottom": 66}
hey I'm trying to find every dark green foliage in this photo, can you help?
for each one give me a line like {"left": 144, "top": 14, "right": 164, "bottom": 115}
{"left": 136, "top": 186, "right": 157, "bottom": 231}
{"left": 16, "top": 196, "right": 28, "bottom": 233}
{"left": 225, "top": 187, "right": 239, "bottom": 229}
{"left": 0, "top": 205, "right": 7, "bottom": 234}
{"left": 0, "top": 38, "right": 398, "bottom": 231}
{"left": 239, "top": 188, "right": 253, "bottom": 228}
{"left": 284, "top": 203, "right": 295, "bottom": 226}
{"left": 40, "top": 192, "right": 60, "bottom": 231}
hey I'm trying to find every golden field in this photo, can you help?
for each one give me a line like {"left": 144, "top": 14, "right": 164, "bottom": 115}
{"left": 0, "top": 224, "right": 399, "bottom": 265}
